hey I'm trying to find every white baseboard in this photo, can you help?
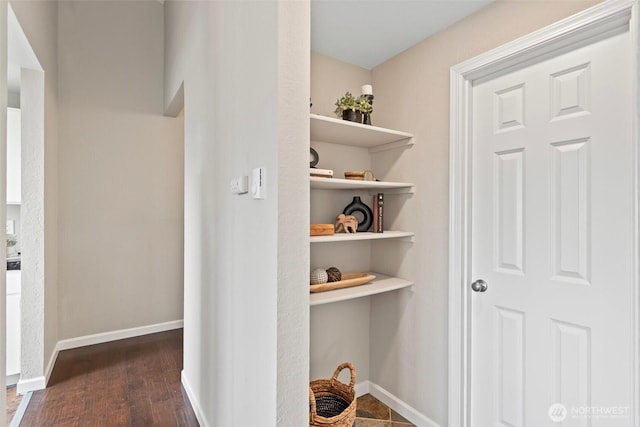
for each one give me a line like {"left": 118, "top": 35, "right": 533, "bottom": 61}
{"left": 6, "top": 373, "right": 20, "bottom": 387}
{"left": 181, "top": 370, "right": 210, "bottom": 427}
{"left": 56, "top": 320, "right": 184, "bottom": 352}
{"left": 368, "top": 382, "right": 442, "bottom": 427}
{"left": 17, "top": 376, "right": 46, "bottom": 395}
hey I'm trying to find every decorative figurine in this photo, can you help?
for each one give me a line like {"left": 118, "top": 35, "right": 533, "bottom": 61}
{"left": 335, "top": 214, "right": 358, "bottom": 233}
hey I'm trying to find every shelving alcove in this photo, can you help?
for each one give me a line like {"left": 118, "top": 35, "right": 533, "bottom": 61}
{"left": 309, "top": 113, "right": 415, "bottom": 306}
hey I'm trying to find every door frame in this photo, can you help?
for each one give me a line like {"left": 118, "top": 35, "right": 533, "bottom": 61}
{"left": 448, "top": 1, "right": 640, "bottom": 425}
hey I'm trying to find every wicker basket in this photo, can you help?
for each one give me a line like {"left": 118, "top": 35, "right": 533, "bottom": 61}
{"left": 309, "top": 363, "right": 357, "bottom": 427}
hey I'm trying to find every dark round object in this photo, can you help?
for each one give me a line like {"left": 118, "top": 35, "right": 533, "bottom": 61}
{"left": 310, "top": 147, "right": 319, "bottom": 168}
{"left": 326, "top": 267, "right": 342, "bottom": 282}
{"left": 343, "top": 196, "right": 373, "bottom": 232}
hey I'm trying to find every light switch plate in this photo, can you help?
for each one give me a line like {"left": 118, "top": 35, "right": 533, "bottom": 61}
{"left": 6, "top": 220, "right": 14, "bottom": 234}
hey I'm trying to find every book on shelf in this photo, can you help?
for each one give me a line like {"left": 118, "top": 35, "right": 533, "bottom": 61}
{"left": 372, "top": 193, "right": 384, "bottom": 233}
{"left": 310, "top": 167, "right": 333, "bottom": 178}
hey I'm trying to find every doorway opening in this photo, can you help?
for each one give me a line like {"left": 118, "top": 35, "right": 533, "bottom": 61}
{"left": 6, "top": 3, "right": 46, "bottom": 425}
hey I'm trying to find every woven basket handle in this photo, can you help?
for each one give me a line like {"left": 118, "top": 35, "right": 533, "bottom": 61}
{"left": 330, "top": 362, "right": 356, "bottom": 391}
{"left": 309, "top": 387, "right": 317, "bottom": 422}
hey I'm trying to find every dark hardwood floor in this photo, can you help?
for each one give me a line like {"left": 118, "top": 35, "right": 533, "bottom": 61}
{"left": 19, "top": 329, "right": 199, "bottom": 427}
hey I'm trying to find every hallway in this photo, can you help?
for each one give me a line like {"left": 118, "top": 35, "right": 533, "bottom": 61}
{"left": 17, "top": 329, "right": 198, "bottom": 426}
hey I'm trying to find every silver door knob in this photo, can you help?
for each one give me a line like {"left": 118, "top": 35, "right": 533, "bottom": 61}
{"left": 471, "top": 279, "right": 488, "bottom": 292}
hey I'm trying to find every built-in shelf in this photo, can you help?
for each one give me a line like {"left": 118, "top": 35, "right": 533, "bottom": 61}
{"left": 310, "top": 177, "right": 414, "bottom": 193}
{"left": 310, "top": 230, "right": 414, "bottom": 243}
{"left": 310, "top": 273, "right": 413, "bottom": 306}
{"left": 310, "top": 113, "right": 413, "bottom": 152}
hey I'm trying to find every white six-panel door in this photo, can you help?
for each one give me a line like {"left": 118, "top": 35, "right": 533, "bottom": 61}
{"left": 471, "top": 28, "right": 633, "bottom": 426}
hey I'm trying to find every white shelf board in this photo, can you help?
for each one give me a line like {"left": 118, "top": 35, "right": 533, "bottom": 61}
{"left": 310, "top": 177, "right": 414, "bottom": 191}
{"left": 310, "top": 230, "right": 414, "bottom": 243}
{"left": 310, "top": 113, "right": 413, "bottom": 151}
{"left": 310, "top": 273, "right": 413, "bottom": 306}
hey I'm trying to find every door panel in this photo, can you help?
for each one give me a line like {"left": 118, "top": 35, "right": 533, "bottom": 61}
{"left": 494, "top": 148, "right": 525, "bottom": 275}
{"left": 496, "top": 307, "right": 525, "bottom": 427}
{"left": 471, "top": 28, "right": 633, "bottom": 426}
{"left": 549, "top": 138, "right": 590, "bottom": 285}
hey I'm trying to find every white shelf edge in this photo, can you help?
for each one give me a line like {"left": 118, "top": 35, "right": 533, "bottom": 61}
{"left": 310, "top": 177, "right": 414, "bottom": 192}
{"left": 310, "top": 113, "right": 413, "bottom": 138}
{"left": 309, "top": 230, "right": 414, "bottom": 243}
{"left": 310, "top": 273, "right": 414, "bottom": 306}
{"left": 310, "top": 113, "right": 414, "bottom": 149}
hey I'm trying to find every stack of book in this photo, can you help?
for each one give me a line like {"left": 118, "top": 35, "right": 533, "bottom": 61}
{"left": 372, "top": 193, "right": 384, "bottom": 233}
{"left": 310, "top": 168, "right": 333, "bottom": 178}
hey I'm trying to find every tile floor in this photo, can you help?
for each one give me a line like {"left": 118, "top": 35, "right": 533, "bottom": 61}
{"left": 354, "top": 394, "right": 415, "bottom": 426}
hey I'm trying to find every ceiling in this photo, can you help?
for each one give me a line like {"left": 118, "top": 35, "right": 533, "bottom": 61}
{"left": 8, "top": 1, "right": 494, "bottom": 92}
{"left": 311, "top": 0, "right": 494, "bottom": 69}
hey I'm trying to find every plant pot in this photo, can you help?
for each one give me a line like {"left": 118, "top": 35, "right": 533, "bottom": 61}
{"left": 342, "top": 110, "right": 362, "bottom": 123}
{"left": 342, "top": 110, "right": 356, "bottom": 122}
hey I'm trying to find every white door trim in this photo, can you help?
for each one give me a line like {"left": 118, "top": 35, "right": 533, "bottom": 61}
{"left": 447, "top": 1, "right": 639, "bottom": 426}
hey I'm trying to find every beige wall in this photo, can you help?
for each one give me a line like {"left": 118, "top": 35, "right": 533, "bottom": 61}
{"left": 56, "top": 1, "right": 184, "bottom": 339}
{"left": 310, "top": 51, "right": 371, "bottom": 118}
{"left": 369, "top": 1, "right": 602, "bottom": 425}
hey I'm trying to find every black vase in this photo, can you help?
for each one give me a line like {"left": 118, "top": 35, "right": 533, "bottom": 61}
{"left": 343, "top": 196, "right": 373, "bottom": 232}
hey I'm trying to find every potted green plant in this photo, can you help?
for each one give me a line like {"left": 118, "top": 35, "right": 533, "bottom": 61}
{"left": 334, "top": 92, "right": 358, "bottom": 122}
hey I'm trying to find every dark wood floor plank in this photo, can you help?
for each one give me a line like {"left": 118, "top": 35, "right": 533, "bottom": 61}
{"left": 19, "top": 329, "right": 199, "bottom": 427}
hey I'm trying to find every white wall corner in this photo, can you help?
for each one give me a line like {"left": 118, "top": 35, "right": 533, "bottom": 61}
{"left": 368, "top": 382, "right": 442, "bottom": 427}
{"left": 44, "top": 341, "right": 60, "bottom": 385}
{"left": 181, "top": 370, "right": 209, "bottom": 427}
